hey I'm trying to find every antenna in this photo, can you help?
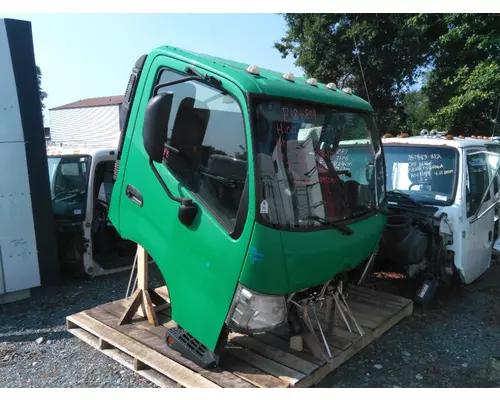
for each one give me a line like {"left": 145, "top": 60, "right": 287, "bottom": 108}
{"left": 353, "top": 36, "right": 371, "bottom": 105}
{"left": 491, "top": 100, "right": 500, "bottom": 137}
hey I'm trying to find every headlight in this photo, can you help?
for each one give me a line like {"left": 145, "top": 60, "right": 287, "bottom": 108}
{"left": 225, "top": 284, "right": 287, "bottom": 333}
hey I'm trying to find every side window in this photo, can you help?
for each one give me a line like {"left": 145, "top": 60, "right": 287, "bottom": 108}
{"left": 156, "top": 69, "right": 186, "bottom": 135}
{"left": 156, "top": 69, "right": 248, "bottom": 232}
{"left": 486, "top": 145, "right": 500, "bottom": 195}
{"left": 60, "top": 163, "right": 80, "bottom": 176}
{"left": 54, "top": 157, "right": 89, "bottom": 196}
{"left": 466, "top": 152, "right": 491, "bottom": 217}
{"left": 95, "top": 161, "right": 115, "bottom": 203}
{"left": 60, "top": 159, "right": 87, "bottom": 176}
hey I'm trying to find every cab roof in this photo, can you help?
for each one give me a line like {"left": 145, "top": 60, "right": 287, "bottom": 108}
{"left": 382, "top": 136, "right": 498, "bottom": 149}
{"left": 46, "top": 146, "right": 117, "bottom": 158}
{"left": 339, "top": 139, "right": 371, "bottom": 146}
{"left": 150, "top": 46, "right": 373, "bottom": 113}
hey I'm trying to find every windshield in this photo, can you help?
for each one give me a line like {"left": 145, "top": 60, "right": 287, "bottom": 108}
{"left": 384, "top": 145, "right": 457, "bottom": 205}
{"left": 253, "top": 99, "right": 384, "bottom": 229}
{"left": 47, "top": 155, "right": 90, "bottom": 219}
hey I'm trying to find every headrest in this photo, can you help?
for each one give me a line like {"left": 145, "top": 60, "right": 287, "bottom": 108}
{"left": 207, "top": 154, "right": 247, "bottom": 182}
{"left": 170, "top": 97, "right": 210, "bottom": 165}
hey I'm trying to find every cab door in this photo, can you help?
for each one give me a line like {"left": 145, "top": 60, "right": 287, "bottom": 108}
{"left": 461, "top": 148, "right": 496, "bottom": 283}
{"left": 115, "top": 56, "right": 254, "bottom": 351}
{"left": 486, "top": 144, "right": 500, "bottom": 253}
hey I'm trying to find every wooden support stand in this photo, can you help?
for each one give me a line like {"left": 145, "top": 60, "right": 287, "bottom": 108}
{"left": 118, "top": 246, "right": 168, "bottom": 327}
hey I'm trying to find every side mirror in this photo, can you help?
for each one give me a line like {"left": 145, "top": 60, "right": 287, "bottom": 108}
{"left": 143, "top": 92, "right": 174, "bottom": 163}
{"left": 143, "top": 92, "right": 199, "bottom": 227}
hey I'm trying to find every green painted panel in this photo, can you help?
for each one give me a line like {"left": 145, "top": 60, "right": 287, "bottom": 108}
{"left": 110, "top": 52, "right": 255, "bottom": 351}
{"left": 239, "top": 214, "right": 386, "bottom": 295}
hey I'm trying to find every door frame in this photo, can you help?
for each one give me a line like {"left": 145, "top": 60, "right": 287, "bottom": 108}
{"left": 460, "top": 147, "right": 496, "bottom": 283}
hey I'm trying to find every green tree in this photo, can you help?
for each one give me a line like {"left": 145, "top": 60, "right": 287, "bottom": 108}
{"left": 275, "top": 13, "right": 500, "bottom": 137}
{"left": 36, "top": 65, "right": 48, "bottom": 111}
{"left": 274, "top": 14, "right": 441, "bottom": 133}
{"left": 409, "top": 14, "right": 500, "bottom": 136}
{"left": 400, "top": 89, "right": 432, "bottom": 135}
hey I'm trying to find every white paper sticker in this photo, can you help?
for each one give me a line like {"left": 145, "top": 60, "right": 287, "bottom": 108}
{"left": 435, "top": 195, "right": 448, "bottom": 202}
{"left": 470, "top": 158, "right": 485, "bottom": 167}
{"left": 418, "top": 283, "right": 429, "bottom": 298}
{"left": 73, "top": 209, "right": 82, "bottom": 215}
{"left": 260, "top": 200, "right": 269, "bottom": 214}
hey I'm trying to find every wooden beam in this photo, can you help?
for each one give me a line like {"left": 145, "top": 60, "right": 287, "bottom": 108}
{"left": 118, "top": 245, "right": 161, "bottom": 327}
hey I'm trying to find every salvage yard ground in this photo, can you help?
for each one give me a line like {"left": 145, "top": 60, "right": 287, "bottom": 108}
{"left": 1, "top": 263, "right": 500, "bottom": 388}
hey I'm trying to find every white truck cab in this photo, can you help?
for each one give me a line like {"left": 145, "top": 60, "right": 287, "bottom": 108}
{"left": 46, "top": 146, "right": 136, "bottom": 278}
{"left": 377, "top": 132, "right": 500, "bottom": 296}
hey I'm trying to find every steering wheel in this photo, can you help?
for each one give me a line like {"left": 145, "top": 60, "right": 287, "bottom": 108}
{"left": 53, "top": 189, "right": 82, "bottom": 201}
{"left": 409, "top": 183, "right": 421, "bottom": 191}
{"left": 54, "top": 183, "right": 66, "bottom": 195}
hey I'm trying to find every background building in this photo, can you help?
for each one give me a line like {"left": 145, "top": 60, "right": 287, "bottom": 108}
{"left": 49, "top": 95, "right": 123, "bottom": 148}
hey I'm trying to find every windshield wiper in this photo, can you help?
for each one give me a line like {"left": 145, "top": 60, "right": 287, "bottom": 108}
{"left": 305, "top": 215, "right": 354, "bottom": 235}
{"left": 387, "top": 189, "right": 424, "bottom": 208}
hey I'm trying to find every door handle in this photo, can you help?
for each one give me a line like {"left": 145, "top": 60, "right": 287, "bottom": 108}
{"left": 125, "top": 184, "right": 143, "bottom": 207}
{"left": 489, "top": 230, "right": 493, "bottom": 242}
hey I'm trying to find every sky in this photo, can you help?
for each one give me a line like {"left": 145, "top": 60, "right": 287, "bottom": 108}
{"left": 0, "top": 13, "right": 304, "bottom": 127}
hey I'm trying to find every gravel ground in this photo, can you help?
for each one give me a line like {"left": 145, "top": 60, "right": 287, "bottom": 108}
{"left": 319, "top": 263, "right": 500, "bottom": 388}
{"left": 0, "top": 266, "right": 165, "bottom": 388}
{"left": 1, "top": 262, "right": 500, "bottom": 388}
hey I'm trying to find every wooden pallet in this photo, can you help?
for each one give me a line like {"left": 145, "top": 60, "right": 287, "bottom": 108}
{"left": 66, "top": 285, "right": 413, "bottom": 388}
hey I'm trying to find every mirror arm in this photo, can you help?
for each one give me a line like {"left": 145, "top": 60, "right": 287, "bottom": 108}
{"left": 468, "top": 151, "right": 500, "bottom": 157}
{"left": 153, "top": 76, "right": 203, "bottom": 96}
{"left": 153, "top": 73, "right": 224, "bottom": 97}
{"left": 148, "top": 158, "right": 191, "bottom": 205}
{"left": 471, "top": 161, "right": 500, "bottom": 221}
{"left": 471, "top": 199, "right": 499, "bottom": 223}
{"left": 185, "top": 66, "right": 203, "bottom": 79}
{"left": 148, "top": 158, "right": 198, "bottom": 227}
{"left": 164, "top": 143, "right": 181, "bottom": 154}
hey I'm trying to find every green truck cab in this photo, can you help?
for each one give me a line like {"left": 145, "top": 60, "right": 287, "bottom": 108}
{"left": 110, "top": 46, "right": 387, "bottom": 367}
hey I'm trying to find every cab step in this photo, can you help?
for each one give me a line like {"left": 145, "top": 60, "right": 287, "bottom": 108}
{"left": 166, "top": 327, "right": 220, "bottom": 369}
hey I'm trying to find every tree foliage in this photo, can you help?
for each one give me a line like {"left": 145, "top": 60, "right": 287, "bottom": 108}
{"left": 36, "top": 65, "right": 48, "bottom": 111}
{"left": 274, "top": 14, "right": 440, "bottom": 133}
{"left": 417, "top": 14, "right": 500, "bottom": 136}
{"left": 401, "top": 89, "right": 432, "bottom": 135}
{"left": 275, "top": 13, "right": 500, "bottom": 137}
